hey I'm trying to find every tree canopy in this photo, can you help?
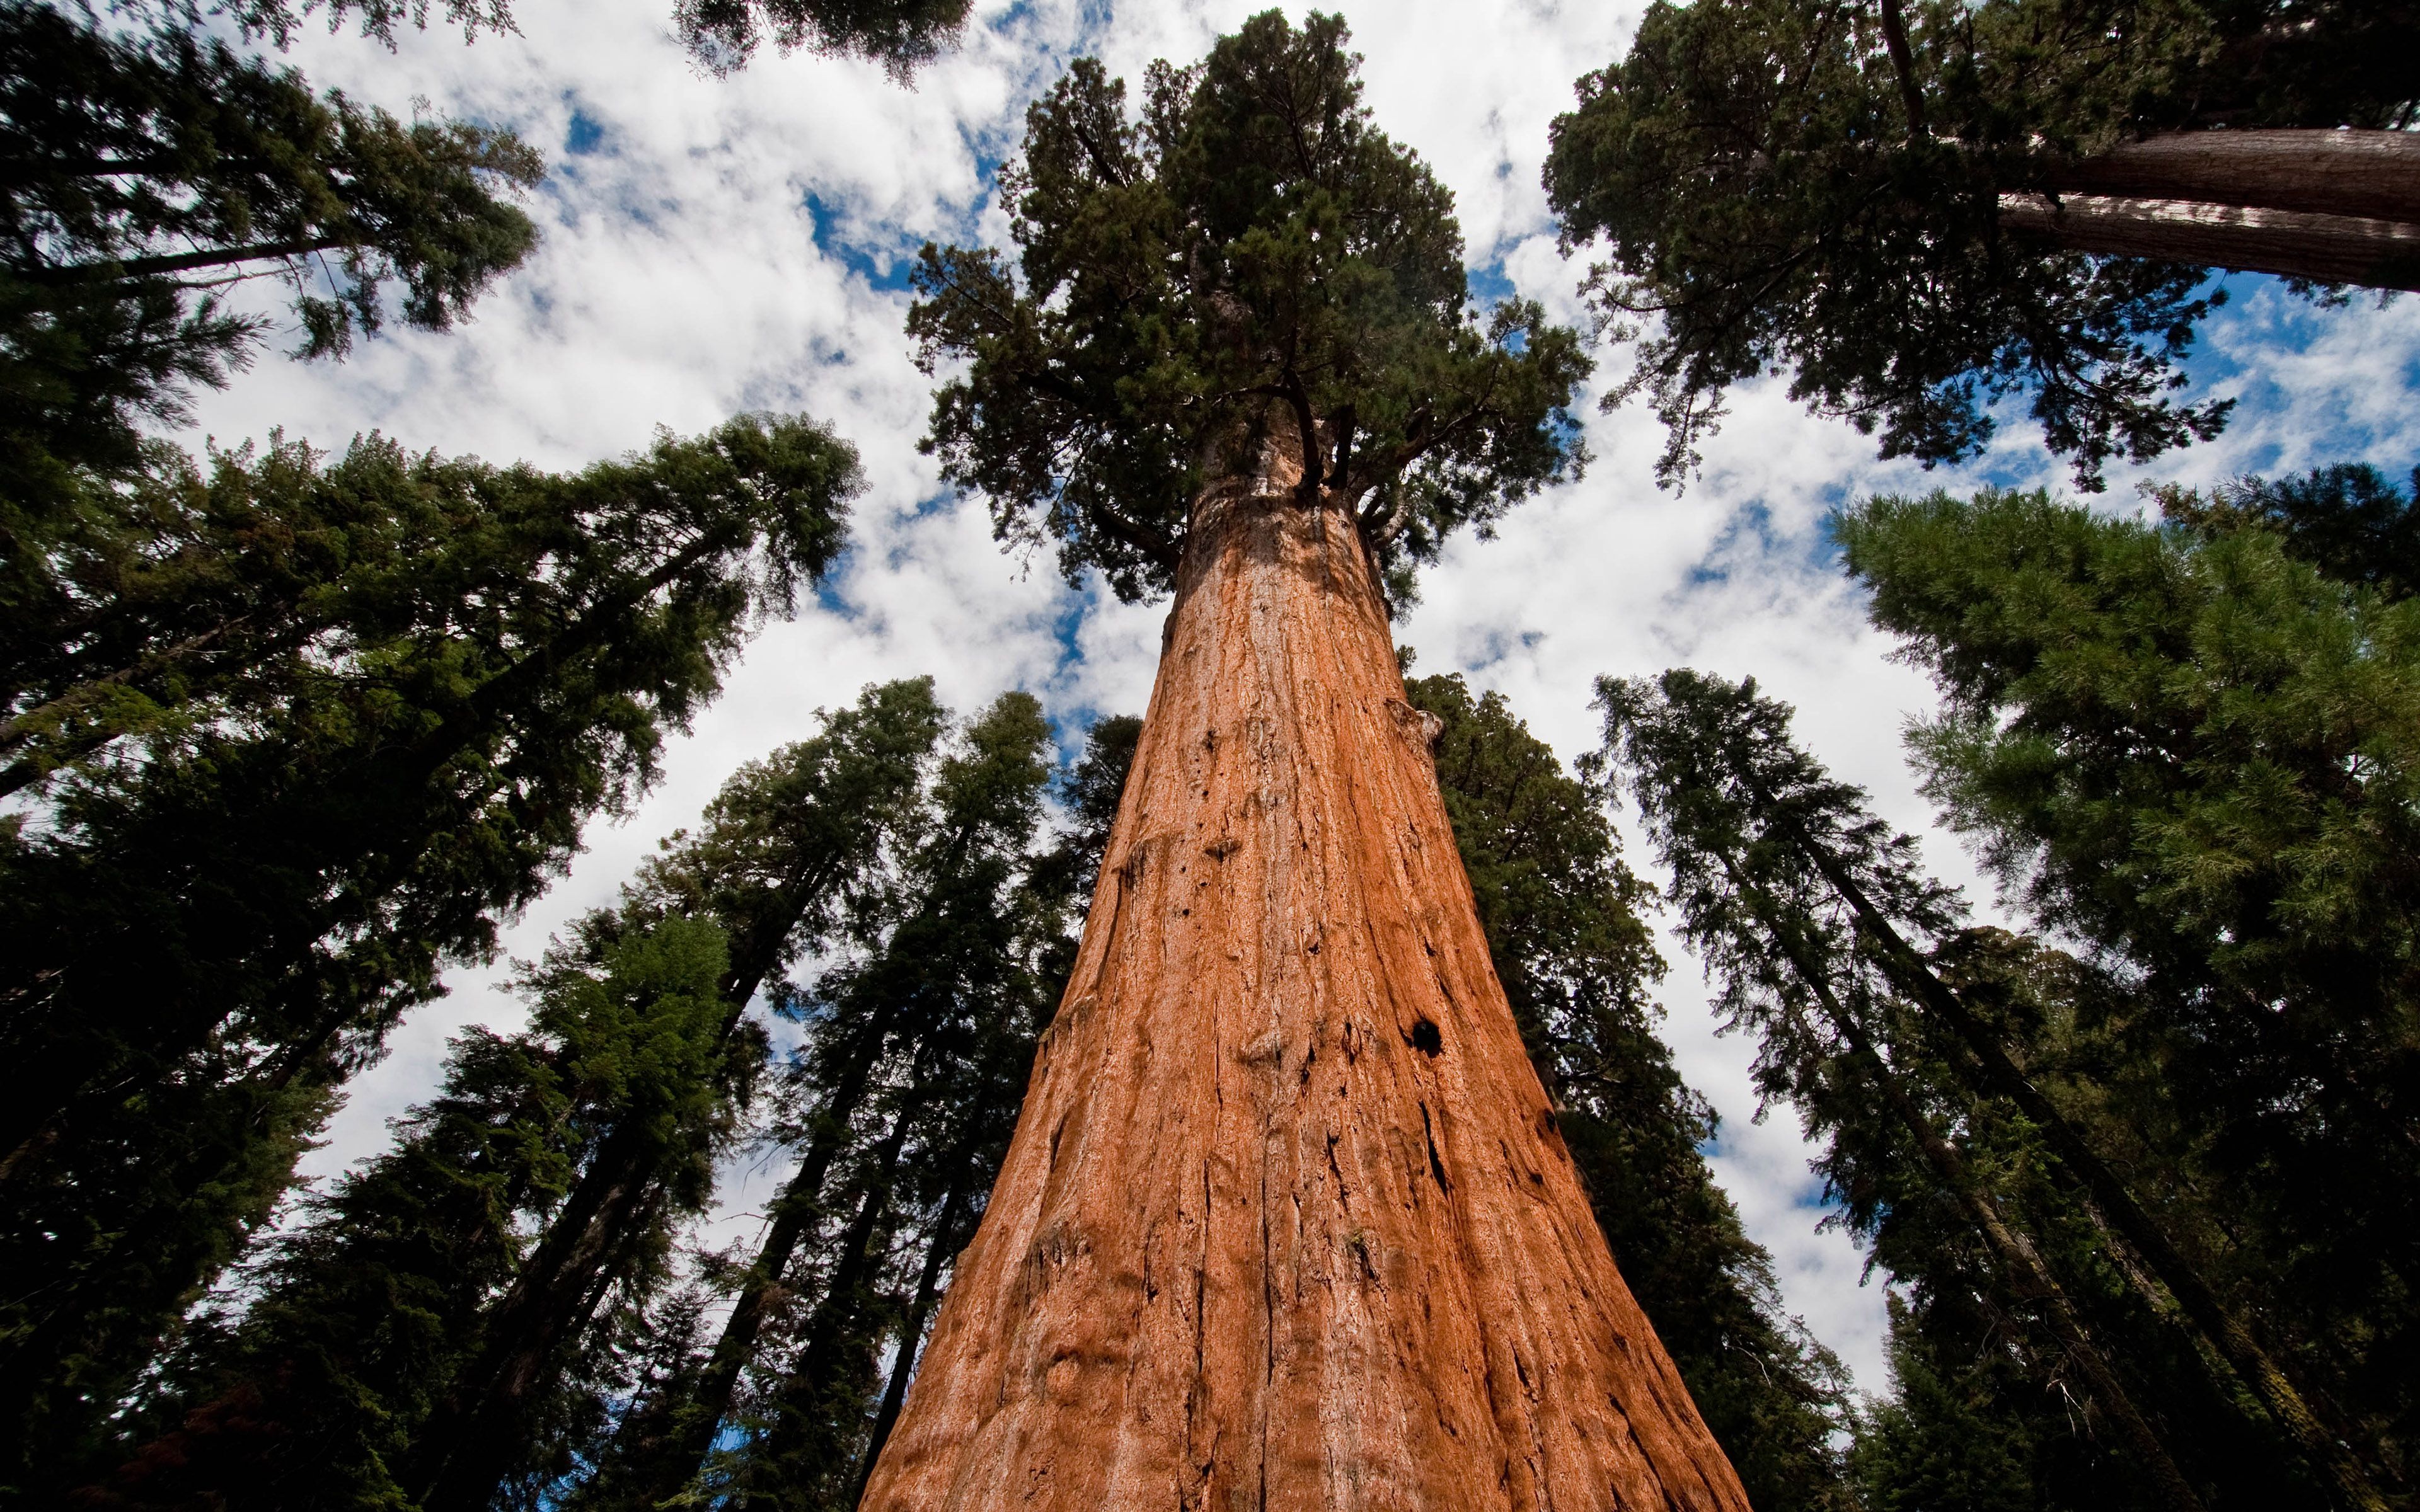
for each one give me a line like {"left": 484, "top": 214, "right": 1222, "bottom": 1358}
{"left": 0, "top": 413, "right": 860, "bottom": 1487}
{"left": 0, "top": 0, "right": 543, "bottom": 512}
{"left": 1543, "top": 0, "right": 2420, "bottom": 488}
{"left": 674, "top": 0, "right": 971, "bottom": 74}
{"left": 908, "top": 9, "right": 1591, "bottom": 603}
{"left": 1601, "top": 665, "right": 2398, "bottom": 1511}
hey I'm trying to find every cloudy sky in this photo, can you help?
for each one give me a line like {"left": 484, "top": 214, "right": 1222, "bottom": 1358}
{"left": 190, "top": 0, "right": 2420, "bottom": 1396}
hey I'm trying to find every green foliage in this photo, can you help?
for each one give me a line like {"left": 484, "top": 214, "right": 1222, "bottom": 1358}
{"left": 0, "top": 0, "right": 540, "bottom": 507}
{"left": 0, "top": 413, "right": 859, "bottom": 1489}
{"left": 1602, "top": 663, "right": 2396, "bottom": 1510}
{"left": 2155, "top": 462, "right": 2420, "bottom": 604}
{"left": 674, "top": 0, "right": 971, "bottom": 74}
{"left": 908, "top": 10, "right": 1591, "bottom": 602}
{"left": 1836, "top": 486, "right": 2420, "bottom": 1491}
{"left": 1543, "top": 0, "right": 2418, "bottom": 488}
{"left": 91, "top": 918, "right": 739, "bottom": 1512}
{"left": 84, "top": 681, "right": 950, "bottom": 1511}
{"left": 1851, "top": 1300, "right": 2039, "bottom": 1512}
{"left": 619, "top": 675, "right": 952, "bottom": 1007}
{"left": 1405, "top": 670, "right": 1856, "bottom": 1512}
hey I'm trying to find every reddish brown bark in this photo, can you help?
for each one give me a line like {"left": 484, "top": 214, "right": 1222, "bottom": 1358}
{"left": 860, "top": 439, "right": 1751, "bottom": 1511}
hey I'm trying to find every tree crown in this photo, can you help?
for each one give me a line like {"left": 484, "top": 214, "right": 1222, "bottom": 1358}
{"left": 1543, "top": 0, "right": 2417, "bottom": 490}
{"left": 908, "top": 10, "right": 1591, "bottom": 603}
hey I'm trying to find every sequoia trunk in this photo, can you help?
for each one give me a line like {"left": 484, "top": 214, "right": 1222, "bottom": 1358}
{"left": 2003, "top": 127, "right": 2420, "bottom": 291}
{"left": 859, "top": 447, "right": 1750, "bottom": 1510}
{"left": 1998, "top": 192, "right": 2420, "bottom": 290}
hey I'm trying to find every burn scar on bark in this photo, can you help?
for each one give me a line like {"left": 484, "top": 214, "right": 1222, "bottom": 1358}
{"left": 1419, "top": 1102, "right": 1452, "bottom": 1196}
{"left": 1404, "top": 1016, "right": 1443, "bottom": 1057}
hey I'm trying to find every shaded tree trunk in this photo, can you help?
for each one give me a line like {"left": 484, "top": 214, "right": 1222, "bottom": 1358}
{"left": 1784, "top": 829, "right": 2394, "bottom": 1512}
{"left": 1727, "top": 861, "right": 2206, "bottom": 1512}
{"left": 853, "top": 1178, "right": 971, "bottom": 1508}
{"left": 2042, "top": 129, "right": 2420, "bottom": 224}
{"left": 611, "top": 1012, "right": 892, "bottom": 1504}
{"left": 2007, "top": 127, "right": 2420, "bottom": 289}
{"left": 418, "top": 1123, "right": 661, "bottom": 1512}
{"left": 742, "top": 1105, "right": 916, "bottom": 1508}
{"left": 859, "top": 440, "right": 1749, "bottom": 1509}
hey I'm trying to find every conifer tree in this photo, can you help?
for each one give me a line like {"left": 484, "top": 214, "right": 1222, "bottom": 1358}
{"left": 1836, "top": 485, "right": 2420, "bottom": 1503}
{"left": 1405, "top": 671, "right": 1856, "bottom": 1512}
{"left": 78, "top": 679, "right": 945, "bottom": 1509}
{"left": 2153, "top": 462, "right": 2420, "bottom": 603}
{"left": 873, "top": 14, "right": 1746, "bottom": 1506}
{"left": 1601, "top": 665, "right": 2402, "bottom": 1511}
{"left": 0, "top": 413, "right": 860, "bottom": 1484}
{"left": 1543, "top": 0, "right": 2420, "bottom": 487}
{"left": 0, "top": 0, "right": 541, "bottom": 581}
{"left": 76, "top": 915, "right": 737, "bottom": 1512}
{"left": 412, "top": 679, "right": 946, "bottom": 1512}
{"left": 596, "top": 692, "right": 1063, "bottom": 1510}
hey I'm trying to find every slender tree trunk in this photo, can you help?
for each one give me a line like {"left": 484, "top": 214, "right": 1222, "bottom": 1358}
{"left": 616, "top": 1013, "right": 892, "bottom": 1504}
{"left": 419, "top": 1125, "right": 660, "bottom": 1512}
{"left": 1729, "top": 864, "right": 2206, "bottom": 1512}
{"left": 1788, "top": 832, "right": 2394, "bottom": 1512}
{"left": 853, "top": 1179, "right": 971, "bottom": 1508}
{"left": 860, "top": 440, "right": 1750, "bottom": 1510}
{"left": 744, "top": 1106, "right": 916, "bottom": 1507}
{"left": 2002, "top": 127, "right": 2420, "bottom": 290}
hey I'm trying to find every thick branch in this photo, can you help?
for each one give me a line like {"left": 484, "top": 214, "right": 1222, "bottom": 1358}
{"left": 1998, "top": 192, "right": 2420, "bottom": 290}
{"left": 2038, "top": 129, "right": 2420, "bottom": 226}
{"left": 1876, "top": 0, "right": 1926, "bottom": 137}
{"left": 16, "top": 236, "right": 343, "bottom": 285}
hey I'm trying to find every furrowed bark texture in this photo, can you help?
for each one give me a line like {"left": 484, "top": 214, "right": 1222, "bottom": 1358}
{"left": 860, "top": 459, "right": 1750, "bottom": 1511}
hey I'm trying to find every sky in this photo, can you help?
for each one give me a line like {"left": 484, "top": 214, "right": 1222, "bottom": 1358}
{"left": 185, "top": 0, "right": 2420, "bottom": 1399}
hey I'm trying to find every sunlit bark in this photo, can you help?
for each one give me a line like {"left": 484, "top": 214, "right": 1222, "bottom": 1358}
{"left": 861, "top": 425, "right": 1750, "bottom": 1511}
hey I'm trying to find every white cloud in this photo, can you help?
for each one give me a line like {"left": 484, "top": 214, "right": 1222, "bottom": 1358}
{"left": 176, "top": 0, "right": 2420, "bottom": 1404}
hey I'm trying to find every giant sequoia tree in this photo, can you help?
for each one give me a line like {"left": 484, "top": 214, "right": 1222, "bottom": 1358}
{"left": 869, "top": 14, "right": 1746, "bottom": 1507}
{"left": 1543, "top": 0, "right": 2420, "bottom": 487}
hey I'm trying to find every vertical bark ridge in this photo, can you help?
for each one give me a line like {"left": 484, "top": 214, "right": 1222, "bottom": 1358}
{"left": 861, "top": 457, "right": 1750, "bottom": 1510}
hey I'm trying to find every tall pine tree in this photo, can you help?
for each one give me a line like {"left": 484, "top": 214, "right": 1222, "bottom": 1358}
{"left": 1603, "top": 665, "right": 2400, "bottom": 1511}
{"left": 1836, "top": 484, "right": 2420, "bottom": 1504}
